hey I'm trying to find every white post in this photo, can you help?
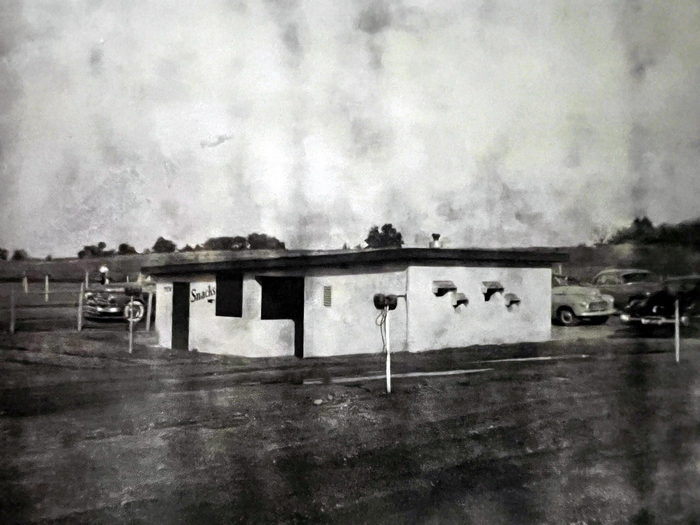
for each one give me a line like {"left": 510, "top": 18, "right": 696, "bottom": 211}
{"left": 145, "top": 292, "right": 153, "bottom": 332}
{"left": 44, "top": 275, "right": 49, "bottom": 303}
{"left": 22, "top": 275, "right": 28, "bottom": 294}
{"left": 77, "top": 283, "right": 84, "bottom": 332}
{"left": 84, "top": 269, "right": 89, "bottom": 288}
{"left": 675, "top": 299, "right": 680, "bottom": 363}
{"left": 385, "top": 306, "right": 391, "bottom": 394}
{"left": 9, "top": 288, "right": 15, "bottom": 335}
{"left": 128, "top": 296, "right": 134, "bottom": 354}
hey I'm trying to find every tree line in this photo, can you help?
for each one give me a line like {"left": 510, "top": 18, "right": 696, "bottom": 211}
{"left": 0, "top": 223, "right": 405, "bottom": 261}
{"left": 5, "top": 217, "right": 698, "bottom": 260}
{"left": 605, "top": 216, "right": 700, "bottom": 248}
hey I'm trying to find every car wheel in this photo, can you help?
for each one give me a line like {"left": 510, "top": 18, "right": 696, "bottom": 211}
{"left": 124, "top": 301, "right": 145, "bottom": 322}
{"left": 588, "top": 316, "right": 609, "bottom": 325}
{"left": 557, "top": 307, "right": 580, "bottom": 326}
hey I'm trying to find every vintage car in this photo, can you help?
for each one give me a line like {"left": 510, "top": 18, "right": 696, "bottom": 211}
{"left": 83, "top": 282, "right": 156, "bottom": 322}
{"left": 620, "top": 275, "right": 700, "bottom": 330}
{"left": 591, "top": 269, "right": 663, "bottom": 309}
{"left": 551, "top": 274, "right": 616, "bottom": 326}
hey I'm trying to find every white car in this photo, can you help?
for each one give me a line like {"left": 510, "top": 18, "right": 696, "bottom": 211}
{"left": 551, "top": 275, "right": 616, "bottom": 326}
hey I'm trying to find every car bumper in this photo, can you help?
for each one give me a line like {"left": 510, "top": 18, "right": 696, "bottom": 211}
{"left": 620, "top": 314, "right": 691, "bottom": 326}
{"left": 83, "top": 305, "right": 123, "bottom": 318}
{"left": 574, "top": 309, "right": 617, "bottom": 318}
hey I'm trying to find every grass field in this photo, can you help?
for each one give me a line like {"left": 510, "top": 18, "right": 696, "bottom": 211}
{"left": 1, "top": 328, "right": 699, "bottom": 523}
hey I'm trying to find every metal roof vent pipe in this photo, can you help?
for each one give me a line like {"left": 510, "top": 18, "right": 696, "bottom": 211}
{"left": 429, "top": 233, "right": 442, "bottom": 248}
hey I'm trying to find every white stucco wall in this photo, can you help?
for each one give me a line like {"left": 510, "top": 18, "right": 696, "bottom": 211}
{"left": 154, "top": 274, "right": 295, "bottom": 357}
{"left": 405, "top": 266, "right": 552, "bottom": 352}
{"left": 154, "top": 263, "right": 552, "bottom": 358}
{"left": 155, "top": 281, "right": 173, "bottom": 349}
{"left": 303, "top": 267, "right": 408, "bottom": 357}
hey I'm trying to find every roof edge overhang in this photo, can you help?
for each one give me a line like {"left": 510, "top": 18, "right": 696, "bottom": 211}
{"left": 143, "top": 248, "right": 569, "bottom": 277}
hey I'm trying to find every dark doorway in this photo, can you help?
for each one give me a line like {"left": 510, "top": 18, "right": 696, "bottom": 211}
{"left": 172, "top": 282, "right": 190, "bottom": 351}
{"left": 258, "top": 277, "right": 305, "bottom": 358}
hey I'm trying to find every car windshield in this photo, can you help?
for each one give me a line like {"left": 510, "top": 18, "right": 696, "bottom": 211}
{"left": 622, "top": 272, "right": 659, "bottom": 284}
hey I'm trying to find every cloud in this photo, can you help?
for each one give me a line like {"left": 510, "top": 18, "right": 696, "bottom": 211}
{"left": 1, "top": 0, "right": 700, "bottom": 255}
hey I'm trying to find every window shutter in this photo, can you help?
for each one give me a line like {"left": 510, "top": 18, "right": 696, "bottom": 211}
{"left": 216, "top": 272, "right": 243, "bottom": 317}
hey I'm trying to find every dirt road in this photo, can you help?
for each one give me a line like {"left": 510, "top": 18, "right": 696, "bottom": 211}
{"left": 1, "top": 328, "right": 700, "bottom": 523}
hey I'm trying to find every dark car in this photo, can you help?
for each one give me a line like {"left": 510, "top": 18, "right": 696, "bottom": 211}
{"left": 620, "top": 275, "right": 700, "bottom": 330}
{"left": 83, "top": 282, "right": 156, "bottom": 322}
{"left": 591, "top": 269, "right": 663, "bottom": 309}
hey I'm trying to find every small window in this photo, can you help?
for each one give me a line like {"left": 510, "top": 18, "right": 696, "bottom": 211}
{"left": 504, "top": 293, "right": 521, "bottom": 309}
{"left": 323, "top": 286, "right": 332, "bottom": 307}
{"left": 482, "top": 281, "right": 504, "bottom": 301}
{"left": 216, "top": 272, "right": 242, "bottom": 317}
{"left": 452, "top": 292, "right": 468, "bottom": 308}
{"left": 622, "top": 272, "right": 659, "bottom": 284}
{"left": 432, "top": 280, "right": 457, "bottom": 297}
{"left": 599, "top": 275, "right": 618, "bottom": 285}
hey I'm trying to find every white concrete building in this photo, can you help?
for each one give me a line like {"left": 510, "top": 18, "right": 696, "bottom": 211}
{"left": 143, "top": 248, "right": 567, "bottom": 358}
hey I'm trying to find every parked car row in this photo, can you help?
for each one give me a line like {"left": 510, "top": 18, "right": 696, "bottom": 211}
{"left": 552, "top": 268, "right": 699, "bottom": 331}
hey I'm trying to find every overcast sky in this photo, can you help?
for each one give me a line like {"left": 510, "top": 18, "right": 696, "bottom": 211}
{"left": 1, "top": 0, "right": 699, "bottom": 256}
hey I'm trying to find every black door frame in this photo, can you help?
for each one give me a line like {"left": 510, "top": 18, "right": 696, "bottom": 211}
{"left": 172, "top": 282, "right": 190, "bottom": 351}
{"left": 257, "top": 276, "right": 305, "bottom": 358}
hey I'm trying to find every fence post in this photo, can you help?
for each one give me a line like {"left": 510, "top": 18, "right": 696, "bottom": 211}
{"left": 675, "top": 299, "right": 680, "bottom": 363}
{"left": 385, "top": 306, "right": 391, "bottom": 394}
{"left": 9, "top": 288, "right": 15, "bottom": 335}
{"left": 44, "top": 274, "right": 49, "bottom": 303}
{"left": 77, "top": 283, "right": 84, "bottom": 332}
{"left": 22, "top": 274, "right": 28, "bottom": 294}
{"left": 84, "top": 269, "right": 89, "bottom": 288}
{"left": 128, "top": 296, "right": 134, "bottom": 354}
{"left": 146, "top": 292, "right": 153, "bottom": 332}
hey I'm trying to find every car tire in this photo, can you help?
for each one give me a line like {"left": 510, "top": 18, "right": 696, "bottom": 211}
{"left": 589, "top": 316, "right": 609, "bottom": 325}
{"left": 124, "top": 301, "right": 146, "bottom": 323}
{"left": 557, "top": 307, "right": 580, "bottom": 326}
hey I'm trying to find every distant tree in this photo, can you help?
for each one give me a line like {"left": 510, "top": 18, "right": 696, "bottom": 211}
{"left": 203, "top": 236, "right": 249, "bottom": 251}
{"left": 152, "top": 237, "right": 177, "bottom": 253}
{"left": 607, "top": 216, "right": 700, "bottom": 248}
{"left": 180, "top": 244, "right": 195, "bottom": 252}
{"left": 608, "top": 216, "right": 657, "bottom": 244}
{"left": 232, "top": 236, "right": 249, "bottom": 249}
{"left": 45, "top": 254, "right": 53, "bottom": 261}
{"left": 117, "top": 243, "right": 138, "bottom": 255}
{"left": 194, "top": 244, "right": 205, "bottom": 251}
{"left": 247, "top": 233, "right": 286, "bottom": 250}
{"left": 0, "top": 248, "right": 8, "bottom": 261}
{"left": 78, "top": 241, "right": 111, "bottom": 258}
{"left": 11, "top": 249, "right": 29, "bottom": 261}
{"left": 365, "top": 224, "right": 404, "bottom": 248}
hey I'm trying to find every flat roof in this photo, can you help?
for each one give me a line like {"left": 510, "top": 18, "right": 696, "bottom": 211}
{"left": 143, "top": 247, "right": 568, "bottom": 276}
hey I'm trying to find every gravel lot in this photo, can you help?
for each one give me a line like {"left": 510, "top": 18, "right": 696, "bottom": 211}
{"left": 1, "top": 323, "right": 699, "bottom": 523}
